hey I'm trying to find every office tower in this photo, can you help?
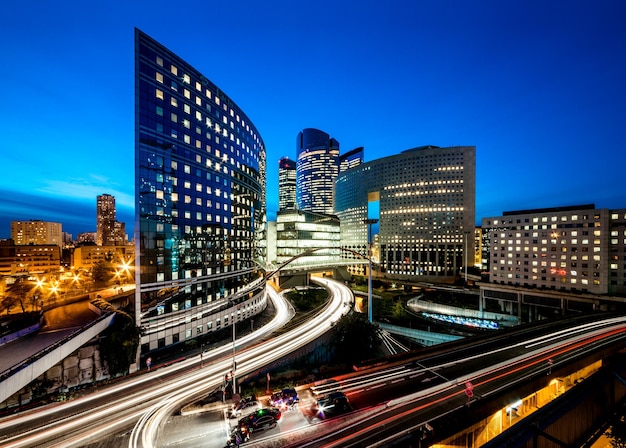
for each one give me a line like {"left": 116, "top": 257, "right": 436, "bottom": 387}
{"left": 482, "top": 205, "right": 626, "bottom": 296}
{"left": 135, "top": 29, "right": 267, "bottom": 356}
{"left": 96, "top": 194, "right": 116, "bottom": 246}
{"left": 335, "top": 145, "right": 476, "bottom": 280}
{"left": 296, "top": 128, "right": 339, "bottom": 214}
{"left": 11, "top": 220, "right": 63, "bottom": 247}
{"left": 339, "top": 146, "right": 364, "bottom": 173}
{"left": 278, "top": 157, "right": 296, "bottom": 211}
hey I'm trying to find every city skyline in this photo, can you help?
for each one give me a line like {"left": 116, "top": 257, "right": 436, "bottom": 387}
{"left": 2, "top": 0, "right": 625, "bottom": 238}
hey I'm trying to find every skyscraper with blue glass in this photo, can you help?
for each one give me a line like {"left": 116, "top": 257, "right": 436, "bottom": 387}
{"left": 134, "top": 29, "right": 267, "bottom": 358}
{"left": 296, "top": 128, "right": 339, "bottom": 214}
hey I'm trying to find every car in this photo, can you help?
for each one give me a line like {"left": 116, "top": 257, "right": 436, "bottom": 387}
{"left": 311, "top": 391, "right": 350, "bottom": 418}
{"left": 229, "top": 397, "right": 261, "bottom": 419}
{"left": 269, "top": 388, "right": 299, "bottom": 410}
{"left": 237, "top": 407, "right": 282, "bottom": 433}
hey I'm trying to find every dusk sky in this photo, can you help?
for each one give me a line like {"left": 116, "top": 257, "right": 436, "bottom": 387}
{"left": 1, "top": 0, "right": 625, "bottom": 238}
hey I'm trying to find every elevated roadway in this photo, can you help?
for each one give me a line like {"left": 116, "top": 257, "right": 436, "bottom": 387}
{"left": 0, "top": 278, "right": 352, "bottom": 448}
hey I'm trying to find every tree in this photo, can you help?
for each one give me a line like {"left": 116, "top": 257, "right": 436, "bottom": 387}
{"left": 91, "top": 261, "right": 115, "bottom": 288}
{"left": 98, "top": 310, "right": 140, "bottom": 376}
{"left": 392, "top": 299, "right": 408, "bottom": 321}
{"left": 331, "top": 312, "right": 380, "bottom": 365}
{"left": 6, "top": 280, "right": 32, "bottom": 313}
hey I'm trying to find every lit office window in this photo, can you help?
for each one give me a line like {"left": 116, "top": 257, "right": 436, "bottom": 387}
{"left": 156, "top": 72, "right": 163, "bottom": 83}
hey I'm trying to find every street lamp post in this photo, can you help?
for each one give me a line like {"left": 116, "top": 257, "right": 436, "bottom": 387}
{"left": 364, "top": 219, "right": 379, "bottom": 324}
{"left": 232, "top": 304, "right": 237, "bottom": 396}
{"left": 464, "top": 231, "right": 468, "bottom": 284}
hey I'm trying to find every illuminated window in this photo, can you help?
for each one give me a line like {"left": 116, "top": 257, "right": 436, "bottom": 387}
{"left": 156, "top": 89, "right": 164, "bottom": 100}
{"left": 170, "top": 65, "right": 178, "bottom": 75}
{"left": 156, "top": 72, "right": 163, "bottom": 83}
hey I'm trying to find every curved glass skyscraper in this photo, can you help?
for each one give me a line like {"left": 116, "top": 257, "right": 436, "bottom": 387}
{"left": 134, "top": 29, "right": 267, "bottom": 358}
{"left": 296, "top": 128, "right": 339, "bottom": 214}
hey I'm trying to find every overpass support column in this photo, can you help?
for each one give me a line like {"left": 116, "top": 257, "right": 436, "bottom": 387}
{"left": 479, "top": 288, "right": 485, "bottom": 318}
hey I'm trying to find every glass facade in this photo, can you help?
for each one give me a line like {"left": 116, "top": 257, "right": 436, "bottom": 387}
{"left": 275, "top": 210, "right": 341, "bottom": 267}
{"left": 296, "top": 128, "right": 339, "bottom": 214}
{"left": 278, "top": 157, "right": 296, "bottom": 211}
{"left": 339, "top": 146, "right": 364, "bottom": 173}
{"left": 134, "top": 29, "right": 267, "bottom": 356}
{"left": 335, "top": 145, "right": 476, "bottom": 280}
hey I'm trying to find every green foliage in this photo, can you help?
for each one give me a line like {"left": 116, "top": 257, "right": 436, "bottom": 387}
{"left": 285, "top": 288, "right": 328, "bottom": 312}
{"left": 91, "top": 261, "right": 115, "bottom": 287}
{"left": 331, "top": 312, "right": 380, "bottom": 365}
{"left": 392, "top": 299, "right": 408, "bottom": 320}
{"left": 99, "top": 312, "right": 140, "bottom": 376}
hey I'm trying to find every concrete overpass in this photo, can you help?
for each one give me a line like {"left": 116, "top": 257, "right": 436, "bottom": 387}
{"left": 0, "top": 309, "right": 114, "bottom": 404}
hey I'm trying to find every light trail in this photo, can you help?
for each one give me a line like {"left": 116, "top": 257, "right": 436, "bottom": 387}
{"left": 129, "top": 277, "right": 353, "bottom": 448}
{"left": 0, "top": 285, "right": 294, "bottom": 448}
{"left": 317, "top": 318, "right": 626, "bottom": 448}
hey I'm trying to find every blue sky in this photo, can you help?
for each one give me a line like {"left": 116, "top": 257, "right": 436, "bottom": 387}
{"left": 1, "top": 0, "right": 625, "bottom": 238}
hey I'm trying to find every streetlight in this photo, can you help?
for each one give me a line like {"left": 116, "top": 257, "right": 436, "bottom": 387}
{"left": 231, "top": 301, "right": 238, "bottom": 396}
{"left": 464, "top": 231, "right": 470, "bottom": 284}
{"left": 364, "top": 219, "right": 379, "bottom": 324}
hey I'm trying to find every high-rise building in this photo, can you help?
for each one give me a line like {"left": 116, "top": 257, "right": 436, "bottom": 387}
{"left": 335, "top": 145, "right": 476, "bottom": 281}
{"left": 96, "top": 194, "right": 126, "bottom": 246}
{"left": 481, "top": 204, "right": 626, "bottom": 296}
{"left": 296, "top": 128, "right": 339, "bottom": 214}
{"left": 339, "top": 146, "right": 364, "bottom": 173}
{"left": 135, "top": 29, "right": 267, "bottom": 357}
{"left": 96, "top": 194, "right": 116, "bottom": 246}
{"left": 11, "top": 220, "right": 63, "bottom": 247}
{"left": 278, "top": 157, "right": 297, "bottom": 211}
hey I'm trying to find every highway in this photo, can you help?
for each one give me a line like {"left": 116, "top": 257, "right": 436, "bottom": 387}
{"left": 265, "top": 313, "right": 626, "bottom": 447}
{"left": 2, "top": 282, "right": 625, "bottom": 448}
{"left": 0, "top": 286, "right": 294, "bottom": 448}
{"left": 154, "top": 313, "right": 626, "bottom": 448}
{"left": 0, "top": 278, "right": 352, "bottom": 448}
